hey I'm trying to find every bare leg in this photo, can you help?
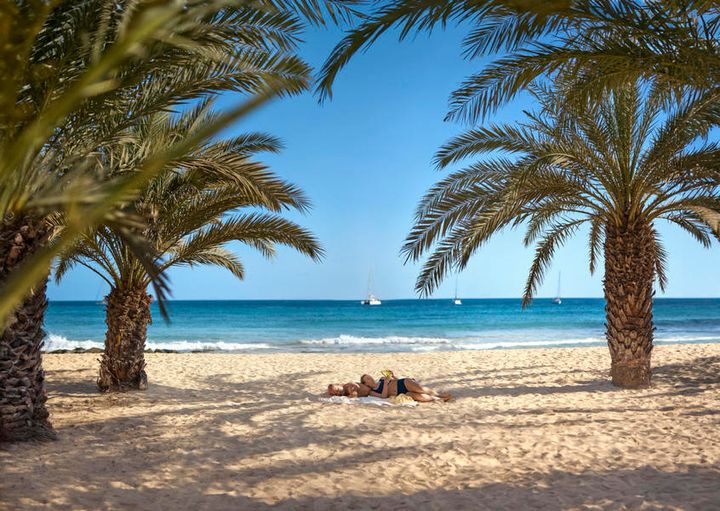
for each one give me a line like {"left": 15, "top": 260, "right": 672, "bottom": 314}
{"left": 406, "top": 392, "right": 441, "bottom": 403}
{"left": 404, "top": 379, "right": 452, "bottom": 401}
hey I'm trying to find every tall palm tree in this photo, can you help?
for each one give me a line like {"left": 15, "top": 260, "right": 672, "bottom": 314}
{"left": 1, "top": 0, "right": 316, "bottom": 311}
{"left": 0, "top": 0, "right": 351, "bottom": 442}
{"left": 1, "top": 0, "right": 270, "bottom": 443}
{"left": 403, "top": 83, "right": 720, "bottom": 388}
{"left": 317, "top": 0, "right": 720, "bottom": 120}
{"left": 55, "top": 104, "right": 323, "bottom": 391}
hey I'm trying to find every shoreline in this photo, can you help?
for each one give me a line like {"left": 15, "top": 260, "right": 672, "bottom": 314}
{"left": 42, "top": 339, "right": 720, "bottom": 355}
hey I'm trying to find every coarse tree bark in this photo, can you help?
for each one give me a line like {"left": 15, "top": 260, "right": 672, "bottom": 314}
{"left": 97, "top": 286, "right": 152, "bottom": 392}
{"left": 0, "top": 215, "right": 55, "bottom": 442}
{"left": 603, "top": 219, "right": 656, "bottom": 388}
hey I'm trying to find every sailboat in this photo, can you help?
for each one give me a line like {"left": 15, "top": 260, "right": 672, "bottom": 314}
{"left": 361, "top": 294, "right": 382, "bottom": 306}
{"left": 361, "top": 270, "right": 381, "bottom": 306}
{"left": 553, "top": 272, "right": 562, "bottom": 305}
{"left": 453, "top": 276, "right": 462, "bottom": 305}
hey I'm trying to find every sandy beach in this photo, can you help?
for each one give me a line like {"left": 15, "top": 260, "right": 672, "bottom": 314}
{"left": 2, "top": 344, "right": 719, "bottom": 510}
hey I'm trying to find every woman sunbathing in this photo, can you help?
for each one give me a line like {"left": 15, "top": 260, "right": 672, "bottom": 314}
{"left": 326, "top": 381, "right": 371, "bottom": 398}
{"left": 360, "top": 372, "right": 452, "bottom": 403}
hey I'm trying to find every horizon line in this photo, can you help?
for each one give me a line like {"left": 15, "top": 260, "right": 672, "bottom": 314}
{"left": 47, "top": 296, "right": 720, "bottom": 302}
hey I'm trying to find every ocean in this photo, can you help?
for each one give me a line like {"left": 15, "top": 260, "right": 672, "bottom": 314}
{"left": 43, "top": 298, "right": 720, "bottom": 353}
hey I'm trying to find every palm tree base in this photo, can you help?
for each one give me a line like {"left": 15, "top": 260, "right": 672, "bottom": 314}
{"left": 611, "top": 358, "right": 651, "bottom": 388}
{"left": 97, "top": 287, "right": 152, "bottom": 393}
{"left": 0, "top": 216, "right": 55, "bottom": 442}
{"left": 97, "top": 370, "right": 148, "bottom": 392}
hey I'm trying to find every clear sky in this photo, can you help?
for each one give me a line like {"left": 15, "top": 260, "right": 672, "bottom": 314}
{"left": 48, "top": 23, "right": 720, "bottom": 301}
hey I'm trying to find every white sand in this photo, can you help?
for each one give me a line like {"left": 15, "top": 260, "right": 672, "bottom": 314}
{"left": 2, "top": 344, "right": 719, "bottom": 510}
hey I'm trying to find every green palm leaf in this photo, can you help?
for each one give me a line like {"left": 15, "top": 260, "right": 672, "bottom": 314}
{"left": 406, "top": 80, "right": 720, "bottom": 303}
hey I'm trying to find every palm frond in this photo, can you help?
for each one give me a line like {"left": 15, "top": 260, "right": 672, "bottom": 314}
{"left": 652, "top": 230, "right": 669, "bottom": 292}
{"left": 522, "top": 219, "right": 584, "bottom": 308}
{"left": 407, "top": 78, "right": 720, "bottom": 302}
{"left": 58, "top": 102, "right": 323, "bottom": 314}
{"left": 1, "top": 0, "right": 336, "bottom": 320}
{"left": 318, "top": 0, "right": 720, "bottom": 123}
{"left": 588, "top": 217, "right": 604, "bottom": 275}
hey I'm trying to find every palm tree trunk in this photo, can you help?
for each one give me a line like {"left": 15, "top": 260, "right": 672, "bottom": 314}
{"left": 0, "top": 216, "right": 55, "bottom": 442}
{"left": 97, "top": 286, "right": 152, "bottom": 392}
{"left": 603, "top": 220, "right": 656, "bottom": 388}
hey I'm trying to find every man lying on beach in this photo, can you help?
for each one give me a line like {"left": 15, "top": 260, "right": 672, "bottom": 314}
{"left": 360, "top": 371, "right": 452, "bottom": 403}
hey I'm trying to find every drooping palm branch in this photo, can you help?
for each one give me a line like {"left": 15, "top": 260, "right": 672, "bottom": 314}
{"left": 0, "top": 0, "right": 356, "bottom": 322}
{"left": 405, "top": 83, "right": 720, "bottom": 300}
{"left": 57, "top": 100, "right": 324, "bottom": 288}
{"left": 317, "top": 0, "right": 720, "bottom": 121}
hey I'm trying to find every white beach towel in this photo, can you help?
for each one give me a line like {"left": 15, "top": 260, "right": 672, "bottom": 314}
{"left": 319, "top": 396, "right": 418, "bottom": 407}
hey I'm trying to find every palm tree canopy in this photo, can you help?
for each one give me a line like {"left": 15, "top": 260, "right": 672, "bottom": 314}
{"left": 317, "top": 0, "right": 720, "bottom": 121}
{"left": 4, "top": 0, "right": 323, "bottom": 219}
{"left": 403, "top": 82, "right": 720, "bottom": 304}
{"left": 55, "top": 102, "right": 323, "bottom": 292}
{"left": 0, "top": 0, "right": 347, "bottom": 320}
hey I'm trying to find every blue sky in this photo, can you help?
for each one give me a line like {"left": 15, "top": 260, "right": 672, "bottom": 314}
{"left": 48, "top": 24, "right": 720, "bottom": 301}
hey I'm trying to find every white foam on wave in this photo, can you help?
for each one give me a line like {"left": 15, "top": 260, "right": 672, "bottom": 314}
{"left": 43, "top": 332, "right": 720, "bottom": 354}
{"left": 300, "top": 334, "right": 608, "bottom": 350}
{"left": 455, "top": 337, "right": 606, "bottom": 350}
{"left": 656, "top": 335, "right": 720, "bottom": 344}
{"left": 299, "top": 334, "right": 452, "bottom": 346}
{"left": 44, "top": 334, "right": 104, "bottom": 351}
{"left": 43, "top": 334, "right": 272, "bottom": 352}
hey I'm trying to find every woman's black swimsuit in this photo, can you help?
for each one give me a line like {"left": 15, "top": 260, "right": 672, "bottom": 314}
{"left": 396, "top": 378, "right": 409, "bottom": 395}
{"left": 374, "top": 377, "right": 410, "bottom": 395}
{"left": 373, "top": 378, "right": 385, "bottom": 394}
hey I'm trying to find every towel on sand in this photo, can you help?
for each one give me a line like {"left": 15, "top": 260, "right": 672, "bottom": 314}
{"left": 320, "top": 395, "right": 418, "bottom": 407}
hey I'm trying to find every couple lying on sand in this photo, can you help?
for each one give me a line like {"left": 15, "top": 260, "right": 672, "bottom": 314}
{"left": 327, "top": 371, "right": 452, "bottom": 403}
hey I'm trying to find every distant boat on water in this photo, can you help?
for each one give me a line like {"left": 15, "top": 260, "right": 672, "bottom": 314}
{"left": 453, "top": 275, "right": 462, "bottom": 305}
{"left": 361, "top": 294, "right": 382, "bottom": 306}
{"left": 361, "top": 270, "right": 381, "bottom": 306}
{"left": 553, "top": 272, "right": 562, "bottom": 305}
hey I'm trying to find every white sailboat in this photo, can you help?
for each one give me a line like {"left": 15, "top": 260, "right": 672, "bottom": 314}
{"left": 553, "top": 272, "right": 562, "bottom": 305}
{"left": 361, "top": 294, "right": 382, "bottom": 306}
{"left": 361, "top": 270, "right": 381, "bottom": 306}
{"left": 453, "top": 276, "right": 462, "bottom": 305}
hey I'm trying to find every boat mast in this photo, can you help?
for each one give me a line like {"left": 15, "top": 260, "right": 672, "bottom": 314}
{"left": 556, "top": 272, "right": 562, "bottom": 300}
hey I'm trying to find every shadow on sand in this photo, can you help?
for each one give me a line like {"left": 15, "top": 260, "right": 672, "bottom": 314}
{"left": 1, "top": 352, "right": 718, "bottom": 510}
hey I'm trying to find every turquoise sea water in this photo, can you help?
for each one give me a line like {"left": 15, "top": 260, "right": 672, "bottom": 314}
{"left": 43, "top": 298, "right": 720, "bottom": 353}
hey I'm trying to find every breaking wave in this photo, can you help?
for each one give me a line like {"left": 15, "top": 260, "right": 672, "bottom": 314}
{"left": 43, "top": 334, "right": 272, "bottom": 352}
{"left": 43, "top": 332, "right": 720, "bottom": 353}
{"left": 299, "top": 335, "right": 452, "bottom": 346}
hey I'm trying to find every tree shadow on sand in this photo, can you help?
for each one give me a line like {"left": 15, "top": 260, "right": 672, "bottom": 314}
{"left": 649, "top": 356, "right": 720, "bottom": 396}
{"left": 3, "top": 353, "right": 718, "bottom": 510}
{"left": 264, "top": 465, "right": 720, "bottom": 510}
{"left": 429, "top": 353, "right": 720, "bottom": 400}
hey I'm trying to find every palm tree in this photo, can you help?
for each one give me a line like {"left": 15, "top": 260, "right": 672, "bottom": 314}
{"left": 1, "top": 0, "right": 316, "bottom": 313}
{"left": 55, "top": 104, "right": 323, "bottom": 391}
{"left": 317, "top": 0, "right": 720, "bottom": 120}
{"left": 1, "top": 0, "right": 267, "bottom": 443}
{"left": 0, "top": 0, "right": 351, "bottom": 442}
{"left": 403, "top": 83, "right": 720, "bottom": 388}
